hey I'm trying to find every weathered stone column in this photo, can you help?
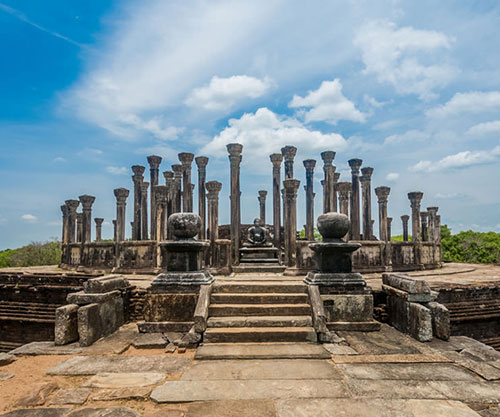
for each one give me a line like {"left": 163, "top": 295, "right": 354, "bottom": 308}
{"left": 195, "top": 156, "right": 209, "bottom": 239}
{"left": 114, "top": 188, "right": 129, "bottom": 242}
{"left": 375, "top": 186, "right": 390, "bottom": 242}
{"left": 321, "top": 180, "right": 326, "bottom": 213}
{"left": 79, "top": 195, "right": 96, "bottom": 244}
{"left": 154, "top": 186, "right": 168, "bottom": 241}
{"left": 140, "top": 181, "right": 149, "bottom": 240}
{"left": 270, "top": 153, "right": 283, "bottom": 248}
{"left": 420, "top": 211, "right": 429, "bottom": 242}
{"left": 206, "top": 181, "right": 222, "bottom": 267}
{"left": 227, "top": 143, "right": 243, "bottom": 265}
{"left": 172, "top": 164, "right": 183, "bottom": 213}
{"left": 281, "top": 145, "right": 297, "bottom": 179}
{"left": 179, "top": 152, "right": 195, "bottom": 212}
{"left": 303, "top": 159, "right": 316, "bottom": 241}
{"left": 408, "top": 191, "right": 424, "bottom": 267}
{"left": 60, "top": 204, "right": 69, "bottom": 244}
{"left": 427, "top": 207, "right": 439, "bottom": 243}
{"left": 147, "top": 155, "right": 162, "bottom": 240}
{"left": 333, "top": 172, "right": 340, "bottom": 212}
{"left": 348, "top": 158, "right": 363, "bottom": 240}
{"left": 76, "top": 213, "right": 83, "bottom": 243}
{"left": 283, "top": 179, "right": 300, "bottom": 267}
{"left": 113, "top": 220, "right": 117, "bottom": 242}
{"left": 94, "top": 218, "right": 104, "bottom": 242}
{"left": 163, "top": 171, "right": 175, "bottom": 239}
{"left": 321, "top": 151, "right": 336, "bottom": 213}
{"left": 258, "top": 190, "right": 267, "bottom": 225}
{"left": 387, "top": 217, "right": 393, "bottom": 242}
{"left": 360, "top": 167, "right": 374, "bottom": 240}
{"left": 401, "top": 215, "right": 410, "bottom": 242}
{"left": 131, "top": 165, "right": 145, "bottom": 240}
{"left": 336, "top": 182, "right": 351, "bottom": 216}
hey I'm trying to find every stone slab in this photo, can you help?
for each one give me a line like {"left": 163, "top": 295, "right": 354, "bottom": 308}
{"left": 138, "top": 321, "right": 193, "bottom": 333}
{"left": 186, "top": 400, "right": 276, "bottom": 417}
{"left": 65, "top": 408, "right": 140, "bottom": 417}
{"left": 83, "top": 372, "right": 165, "bottom": 388}
{"left": 277, "top": 398, "right": 481, "bottom": 417}
{"left": 480, "top": 408, "right": 500, "bottom": 417}
{"left": 0, "top": 372, "right": 14, "bottom": 380}
{"left": 429, "top": 381, "right": 500, "bottom": 403}
{"left": 444, "top": 351, "right": 500, "bottom": 381}
{"left": 50, "top": 388, "right": 92, "bottom": 405}
{"left": 337, "top": 363, "right": 479, "bottom": 381}
{"left": 10, "top": 342, "right": 82, "bottom": 356}
{"left": 0, "top": 409, "right": 71, "bottom": 417}
{"left": 322, "top": 344, "right": 358, "bottom": 355}
{"left": 15, "top": 382, "right": 58, "bottom": 407}
{"left": 181, "top": 359, "right": 340, "bottom": 380}
{"left": 84, "top": 276, "right": 129, "bottom": 293}
{"left": 55, "top": 304, "right": 79, "bottom": 346}
{"left": 67, "top": 290, "right": 121, "bottom": 305}
{"left": 333, "top": 353, "right": 450, "bottom": 364}
{"left": 90, "top": 387, "right": 152, "bottom": 401}
{"left": 194, "top": 343, "right": 330, "bottom": 360}
{"left": 81, "top": 323, "right": 136, "bottom": 355}
{"left": 345, "top": 379, "right": 446, "bottom": 399}
{"left": 149, "top": 411, "right": 185, "bottom": 417}
{"left": 382, "top": 273, "right": 431, "bottom": 294}
{"left": 132, "top": 333, "right": 168, "bottom": 349}
{"left": 428, "top": 336, "right": 491, "bottom": 352}
{"left": 151, "top": 379, "right": 349, "bottom": 402}
{"left": 0, "top": 353, "right": 15, "bottom": 366}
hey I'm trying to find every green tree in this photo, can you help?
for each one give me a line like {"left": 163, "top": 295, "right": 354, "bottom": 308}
{"left": 0, "top": 241, "right": 62, "bottom": 268}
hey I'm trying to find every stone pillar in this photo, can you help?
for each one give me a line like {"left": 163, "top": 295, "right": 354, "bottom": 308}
{"left": 147, "top": 155, "right": 162, "bottom": 240}
{"left": 303, "top": 159, "right": 316, "bottom": 241}
{"left": 131, "top": 165, "right": 145, "bottom": 240}
{"left": 206, "top": 181, "right": 222, "bottom": 267}
{"left": 195, "top": 156, "right": 209, "bottom": 239}
{"left": 60, "top": 204, "right": 69, "bottom": 244}
{"left": 178, "top": 152, "right": 195, "bottom": 212}
{"left": 435, "top": 214, "right": 442, "bottom": 261}
{"left": 76, "top": 213, "right": 83, "bottom": 243}
{"left": 401, "top": 215, "right": 410, "bottom": 242}
{"left": 427, "top": 207, "right": 439, "bottom": 243}
{"left": 348, "top": 158, "right": 363, "bottom": 240}
{"left": 321, "top": 180, "right": 326, "bottom": 213}
{"left": 114, "top": 188, "right": 129, "bottom": 242}
{"left": 375, "top": 186, "right": 390, "bottom": 242}
{"left": 227, "top": 143, "right": 243, "bottom": 266}
{"left": 283, "top": 179, "right": 300, "bottom": 267}
{"left": 281, "top": 145, "right": 297, "bottom": 179}
{"left": 163, "top": 171, "right": 175, "bottom": 239}
{"left": 94, "top": 218, "right": 104, "bottom": 242}
{"left": 321, "top": 151, "right": 336, "bottom": 213}
{"left": 79, "top": 195, "right": 96, "bottom": 244}
{"left": 172, "top": 164, "right": 183, "bottom": 213}
{"left": 336, "top": 182, "right": 351, "bottom": 216}
{"left": 154, "top": 186, "right": 168, "bottom": 241}
{"left": 333, "top": 172, "right": 340, "bottom": 212}
{"left": 258, "top": 190, "right": 267, "bottom": 225}
{"left": 360, "top": 167, "right": 374, "bottom": 240}
{"left": 408, "top": 191, "right": 424, "bottom": 267}
{"left": 140, "top": 182, "right": 149, "bottom": 240}
{"left": 270, "top": 153, "right": 283, "bottom": 248}
{"left": 420, "top": 211, "right": 429, "bottom": 242}
{"left": 113, "top": 220, "right": 117, "bottom": 243}
{"left": 387, "top": 217, "right": 393, "bottom": 242}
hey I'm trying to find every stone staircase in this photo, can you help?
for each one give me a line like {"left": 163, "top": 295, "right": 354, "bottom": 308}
{"left": 204, "top": 277, "right": 317, "bottom": 343}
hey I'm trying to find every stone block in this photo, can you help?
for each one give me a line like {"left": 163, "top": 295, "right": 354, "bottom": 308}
{"left": 83, "top": 276, "right": 129, "bottom": 293}
{"left": 132, "top": 333, "right": 168, "bottom": 349}
{"left": 15, "top": 382, "right": 58, "bottom": 407}
{"left": 428, "top": 301, "right": 450, "bottom": 341}
{"left": 382, "top": 284, "right": 431, "bottom": 303}
{"left": 98, "top": 296, "right": 124, "bottom": 336}
{"left": 387, "top": 294, "right": 410, "bottom": 333}
{"left": 50, "top": 388, "right": 92, "bottom": 405}
{"left": 322, "top": 294, "right": 374, "bottom": 322}
{"left": 144, "top": 293, "right": 198, "bottom": 322}
{"left": 0, "top": 352, "right": 15, "bottom": 366}
{"left": 55, "top": 304, "right": 79, "bottom": 346}
{"left": 67, "top": 290, "right": 120, "bottom": 305}
{"left": 66, "top": 408, "right": 140, "bottom": 417}
{"left": 409, "top": 302, "right": 433, "bottom": 342}
{"left": 78, "top": 303, "right": 102, "bottom": 347}
{"left": 382, "top": 273, "right": 430, "bottom": 294}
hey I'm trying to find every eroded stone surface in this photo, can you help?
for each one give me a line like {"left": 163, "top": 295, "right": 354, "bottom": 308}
{"left": 15, "top": 382, "right": 58, "bottom": 407}
{"left": 132, "top": 333, "right": 167, "bottom": 349}
{"left": 0, "top": 372, "right": 14, "bottom": 380}
{"left": 429, "top": 381, "right": 500, "bottom": 403}
{"left": 323, "top": 344, "right": 358, "bottom": 355}
{"left": 10, "top": 342, "right": 82, "bottom": 356}
{"left": 0, "top": 353, "right": 15, "bottom": 366}
{"left": 90, "top": 387, "right": 152, "bottom": 401}
{"left": 186, "top": 400, "right": 276, "bottom": 417}
{"left": 66, "top": 408, "right": 140, "bottom": 417}
{"left": 0, "top": 409, "right": 70, "bottom": 417}
{"left": 345, "top": 379, "right": 446, "bottom": 399}
{"left": 50, "top": 388, "right": 92, "bottom": 405}
{"left": 83, "top": 372, "right": 165, "bottom": 388}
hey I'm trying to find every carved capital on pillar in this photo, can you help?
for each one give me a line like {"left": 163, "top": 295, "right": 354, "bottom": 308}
{"left": 178, "top": 152, "right": 194, "bottom": 167}
{"left": 270, "top": 153, "right": 283, "bottom": 167}
{"left": 113, "top": 188, "right": 129, "bottom": 204}
{"left": 195, "top": 156, "right": 209, "bottom": 170}
{"left": 387, "top": 217, "right": 393, "bottom": 225}
{"left": 140, "top": 181, "right": 150, "bottom": 193}
{"left": 94, "top": 217, "right": 104, "bottom": 226}
{"left": 336, "top": 182, "right": 351, "bottom": 197}
{"left": 401, "top": 215, "right": 410, "bottom": 223}
{"left": 163, "top": 170, "right": 174, "bottom": 182}
{"left": 281, "top": 145, "right": 297, "bottom": 162}
{"left": 420, "top": 211, "right": 429, "bottom": 222}
{"left": 65, "top": 199, "right": 80, "bottom": 212}
{"left": 427, "top": 206, "right": 439, "bottom": 216}
{"left": 333, "top": 172, "right": 340, "bottom": 182}
{"left": 283, "top": 178, "right": 300, "bottom": 196}
{"left": 79, "top": 195, "right": 96, "bottom": 210}
{"left": 131, "top": 165, "right": 145, "bottom": 181}
{"left": 172, "top": 164, "right": 182, "bottom": 179}
{"left": 348, "top": 158, "right": 363, "bottom": 174}
{"left": 320, "top": 151, "right": 336, "bottom": 166}
{"left": 303, "top": 159, "right": 316, "bottom": 172}
{"left": 76, "top": 212, "right": 83, "bottom": 222}
{"left": 258, "top": 190, "right": 267, "bottom": 201}
{"left": 154, "top": 185, "right": 168, "bottom": 204}
{"left": 360, "top": 167, "right": 374, "bottom": 181}
{"left": 206, "top": 180, "right": 222, "bottom": 199}
{"left": 60, "top": 204, "right": 68, "bottom": 217}
{"left": 227, "top": 143, "right": 243, "bottom": 165}
{"left": 147, "top": 155, "right": 162, "bottom": 169}
{"left": 408, "top": 191, "right": 424, "bottom": 208}
{"left": 375, "top": 186, "right": 391, "bottom": 203}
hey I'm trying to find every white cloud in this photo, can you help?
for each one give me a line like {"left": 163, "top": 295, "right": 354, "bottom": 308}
{"left": 410, "top": 145, "right": 500, "bottom": 172}
{"left": 386, "top": 172, "right": 399, "bottom": 181}
{"left": 106, "top": 166, "right": 129, "bottom": 175}
{"left": 383, "top": 129, "right": 429, "bottom": 145}
{"left": 201, "top": 107, "right": 348, "bottom": 159}
{"left": 354, "top": 20, "right": 457, "bottom": 100}
{"left": 435, "top": 192, "right": 467, "bottom": 200}
{"left": 21, "top": 214, "right": 37, "bottom": 222}
{"left": 117, "top": 114, "right": 183, "bottom": 140}
{"left": 427, "top": 91, "right": 500, "bottom": 118}
{"left": 289, "top": 79, "right": 365, "bottom": 124}
{"left": 466, "top": 120, "right": 500, "bottom": 136}
{"left": 185, "top": 75, "right": 272, "bottom": 110}
{"left": 53, "top": 157, "right": 66, "bottom": 163}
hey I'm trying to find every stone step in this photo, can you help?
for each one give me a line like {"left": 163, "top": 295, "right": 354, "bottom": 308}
{"left": 232, "top": 265, "right": 286, "bottom": 274}
{"left": 208, "top": 303, "right": 311, "bottom": 317}
{"left": 239, "top": 258, "right": 279, "bottom": 264}
{"left": 211, "top": 293, "right": 309, "bottom": 305}
{"left": 207, "top": 315, "right": 313, "bottom": 328}
{"left": 203, "top": 327, "right": 317, "bottom": 343}
{"left": 213, "top": 281, "right": 307, "bottom": 294}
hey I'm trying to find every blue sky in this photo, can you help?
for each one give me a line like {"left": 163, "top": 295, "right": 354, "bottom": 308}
{"left": 1, "top": 0, "right": 500, "bottom": 249}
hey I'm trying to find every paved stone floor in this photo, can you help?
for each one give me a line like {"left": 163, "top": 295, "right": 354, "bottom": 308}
{"left": 2, "top": 323, "right": 500, "bottom": 416}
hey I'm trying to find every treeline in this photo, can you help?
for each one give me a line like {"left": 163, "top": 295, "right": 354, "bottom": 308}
{"left": 0, "top": 241, "right": 62, "bottom": 268}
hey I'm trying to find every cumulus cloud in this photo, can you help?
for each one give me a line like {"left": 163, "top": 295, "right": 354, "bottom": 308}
{"left": 21, "top": 214, "right": 37, "bottom": 222}
{"left": 289, "top": 79, "right": 365, "bottom": 124}
{"left": 106, "top": 166, "right": 129, "bottom": 175}
{"left": 466, "top": 120, "right": 500, "bottom": 136}
{"left": 386, "top": 172, "right": 399, "bottom": 181}
{"left": 117, "top": 114, "right": 184, "bottom": 140}
{"left": 354, "top": 20, "right": 457, "bottom": 100}
{"left": 185, "top": 75, "right": 272, "bottom": 110}
{"left": 427, "top": 91, "right": 500, "bottom": 118}
{"left": 201, "top": 107, "right": 348, "bottom": 159}
{"left": 410, "top": 145, "right": 500, "bottom": 173}
{"left": 383, "top": 129, "right": 429, "bottom": 145}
